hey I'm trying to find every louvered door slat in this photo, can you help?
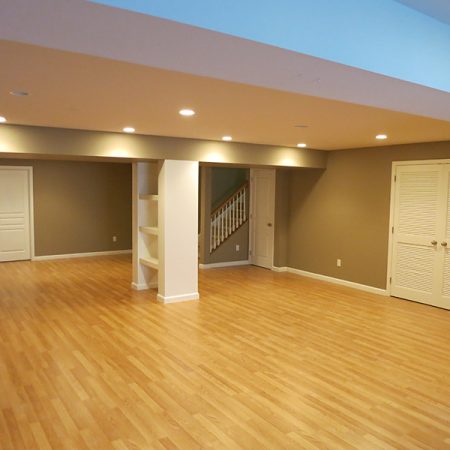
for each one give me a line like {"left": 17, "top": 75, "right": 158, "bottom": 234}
{"left": 391, "top": 165, "right": 443, "bottom": 307}
{"left": 397, "top": 171, "right": 440, "bottom": 236}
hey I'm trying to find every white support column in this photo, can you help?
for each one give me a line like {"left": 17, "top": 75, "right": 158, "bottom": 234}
{"left": 158, "top": 160, "right": 199, "bottom": 303}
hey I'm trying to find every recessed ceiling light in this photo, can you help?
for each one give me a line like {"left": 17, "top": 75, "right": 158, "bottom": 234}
{"left": 10, "top": 90, "right": 29, "bottom": 97}
{"left": 297, "top": 143, "right": 307, "bottom": 148}
{"left": 123, "top": 127, "right": 135, "bottom": 133}
{"left": 179, "top": 109, "right": 195, "bottom": 117}
{"left": 376, "top": 134, "right": 388, "bottom": 140}
{"left": 222, "top": 136, "right": 232, "bottom": 141}
{"left": 0, "top": 116, "right": 6, "bottom": 123}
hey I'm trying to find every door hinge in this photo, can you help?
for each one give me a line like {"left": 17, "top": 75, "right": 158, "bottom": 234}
{"left": 392, "top": 226, "right": 394, "bottom": 234}
{"left": 389, "top": 277, "right": 392, "bottom": 284}
{"left": 394, "top": 175, "right": 397, "bottom": 182}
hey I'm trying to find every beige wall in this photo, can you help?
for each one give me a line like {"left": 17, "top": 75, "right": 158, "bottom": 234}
{"left": 211, "top": 167, "right": 248, "bottom": 209}
{"left": 285, "top": 141, "right": 450, "bottom": 289}
{"left": 0, "top": 159, "right": 132, "bottom": 256}
{"left": 274, "top": 169, "right": 290, "bottom": 267}
{"left": 206, "top": 223, "right": 249, "bottom": 264}
{"left": 0, "top": 124, "right": 327, "bottom": 169}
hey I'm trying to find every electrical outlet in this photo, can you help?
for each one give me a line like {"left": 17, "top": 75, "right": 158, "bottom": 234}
{"left": 337, "top": 259, "right": 342, "bottom": 267}
{"left": 113, "top": 236, "right": 117, "bottom": 243}
{"left": 236, "top": 244, "right": 240, "bottom": 252}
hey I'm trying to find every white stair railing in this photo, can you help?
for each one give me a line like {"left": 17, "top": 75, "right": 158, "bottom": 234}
{"left": 210, "top": 182, "right": 248, "bottom": 253}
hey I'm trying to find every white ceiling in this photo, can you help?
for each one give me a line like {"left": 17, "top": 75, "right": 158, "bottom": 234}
{"left": 0, "top": 0, "right": 449, "bottom": 151}
{"left": 395, "top": 0, "right": 450, "bottom": 25}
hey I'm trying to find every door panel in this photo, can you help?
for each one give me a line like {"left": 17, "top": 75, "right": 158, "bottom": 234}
{"left": 441, "top": 166, "right": 450, "bottom": 308}
{"left": 394, "top": 243, "right": 435, "bottom": 294}
{"left": 250, "top": 169, "right": 275, "bottom": 269}
{"left": 391, "top": 165, "right": 443, "bottom": 307}
{"left": 0, "top": 168, "right": 31, "bottom": 262}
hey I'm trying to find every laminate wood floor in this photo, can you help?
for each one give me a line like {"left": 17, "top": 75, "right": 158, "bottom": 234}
{"left": 1, "top": 255, "right": 450, "bottom": 449}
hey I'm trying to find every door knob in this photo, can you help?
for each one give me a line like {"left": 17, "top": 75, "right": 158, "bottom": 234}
{"left": 267, "top": 223, "right": 273, "bottom": 227}
{"left": 431, "top": 240, "right": 437, "bottom": 245}
{"left": 442, "top": 242, "right": 448, "bottom": 247}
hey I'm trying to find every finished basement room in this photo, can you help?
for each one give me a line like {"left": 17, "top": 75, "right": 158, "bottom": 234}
{"left": 1, "top": 0, "right": 450, "bottom": 449}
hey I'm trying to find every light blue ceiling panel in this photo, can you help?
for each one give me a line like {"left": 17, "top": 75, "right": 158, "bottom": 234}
{"left": 90, "top": 0, "right": 450, "bottom": 93}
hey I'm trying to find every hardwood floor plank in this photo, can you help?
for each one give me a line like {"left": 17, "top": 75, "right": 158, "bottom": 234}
{"left": 1, "top": 256, "right": 450, "bottom": 449}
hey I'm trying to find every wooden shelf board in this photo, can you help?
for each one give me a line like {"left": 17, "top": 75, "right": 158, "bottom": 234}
{"left": 139, "top": 226, "right": 158, "bottom": 236}
{"left": 139, "top": 194, "right": 158, "bottom": 201}
{"left": 139, "top": 257, "right": 159, "bottom": 270}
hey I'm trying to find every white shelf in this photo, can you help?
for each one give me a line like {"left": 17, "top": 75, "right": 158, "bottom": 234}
{"left": 139, "top": 194, "right": 158, "bottom": 201}
{"left": 139, "top": 226, "right": 158, "bottom": 236}
{"left": 140, "top": 257, "right": 159, "bottom": 270}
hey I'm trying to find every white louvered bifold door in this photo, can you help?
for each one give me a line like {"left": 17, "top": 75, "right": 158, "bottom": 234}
{"left": 439, "top": 166, "right": 450, "bottom": 309}
{"left": 391, "top": 164, "right": 446, "bottom": 307}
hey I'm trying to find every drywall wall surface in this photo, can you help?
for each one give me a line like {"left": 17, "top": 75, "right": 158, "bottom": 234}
{"left": 0, "top": 124, "right": 327, "bottom": 169}
{"left": 0, "top": 159, "right": 132, "bottom": 256}
{"left": 287, "top": 141, "right": 450, "bottom": 289}
{"left": 207, "top": 222, "right": 249, "bottom": 264}
{"left": 273, "top": 169, "right": 290, "bottom": 267}
{"left": 211, "top": 167, "right": 248, "bottom": 209}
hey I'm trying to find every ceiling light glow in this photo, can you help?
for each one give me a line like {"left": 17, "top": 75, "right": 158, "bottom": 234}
{"left": 297, "top": 143, "right": 307, "bottom": 148}
{"left": 179, "top": 109, "right": 195, "bottom": 117}
{"left": 123, "top": 127, "right": 135, "bottom": 133}
{"left": 0, "top": 116, "right": 6, "bottom": 123}
{"left": 222, "top": 136, "right": 232, "bottom": 141}
{"left": 376, "top": 134, "right": 388, "bottom": 140}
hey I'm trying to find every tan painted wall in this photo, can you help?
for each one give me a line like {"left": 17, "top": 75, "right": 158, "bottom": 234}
{"left": 0, "top": 124, "right": 327, "bottom": 169}
{"left": 274, "top": 169, "right": 290, "bottom": 267}
{"left": 286, "top": 141, "right": 450, "bottom": 289}
{"left": 0, "top": 159, "right": 132, "bottom": 256}
{"left": 206, "top": 223, "right": 249, "bottom": 264}
{"left": 211, "top": 167, "right": 248, "bottom": 209}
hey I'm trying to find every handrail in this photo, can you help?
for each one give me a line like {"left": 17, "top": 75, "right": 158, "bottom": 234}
{"left": 210, "top": 181, "right": 248, "bottom": 216}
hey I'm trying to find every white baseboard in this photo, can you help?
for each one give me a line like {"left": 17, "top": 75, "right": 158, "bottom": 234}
{"left": 286, "top": 267, "right": 388, "bottom": 296}
{"left": 199, "top": 260, "right": 250, "bottom": 269}
{"left": 131, "top": 281, "right": 158, "bottom": 291}
{"left": 32, "top": 249, "right": 132, "bottom": 261}
{"left": 157, "top": 292, "right": 200, "bottom": 303}
{"left": 272, "top": 266, "right": 288, "bottom": 272}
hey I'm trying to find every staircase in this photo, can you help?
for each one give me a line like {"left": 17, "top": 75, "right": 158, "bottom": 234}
{"left": 210, "top": 182, "right": 248, "bottom": 253}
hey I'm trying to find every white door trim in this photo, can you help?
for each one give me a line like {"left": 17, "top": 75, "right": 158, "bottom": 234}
{"left": 249, "top": 168, "right": 275, "bottom": 268}
{"left": 0, "top": 166, "right": 35, "bottom": 260}
{"left": 387, "top": 159, "right": 450, "bottom": 296}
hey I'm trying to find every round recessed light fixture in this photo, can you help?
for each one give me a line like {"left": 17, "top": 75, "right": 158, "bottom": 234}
{"left": 0, "top": 116, "right": 6, "bottom": 123}
{"left": 179, "top": 109, "right": 195, "bottom": 117}
{"left": 297, "top": 143, "right": 307, "bottom": 148}
{"left": 10, "top": 90, "right": 29, "bottom": 97}
{"left": 376, "top": 134, "right": 388, "bottom": 140}
{"left": 123, "top": 127, "right": 135, "bottom": 133}
{"left": 222, "top": 136, "right": 232, "bottom": 142}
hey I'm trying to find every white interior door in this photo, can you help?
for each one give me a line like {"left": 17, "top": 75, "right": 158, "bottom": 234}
{"left": 0, "top": 167, "right": 32, "bottom": 262}
{"left": 250, "top": 168, "right": 275, "bottom": 269}
{"left": 390, "top": 163, "right": 449, "bottom": 309}
{"left": 440, "top": 165, "right": 450, "bottom": 309}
